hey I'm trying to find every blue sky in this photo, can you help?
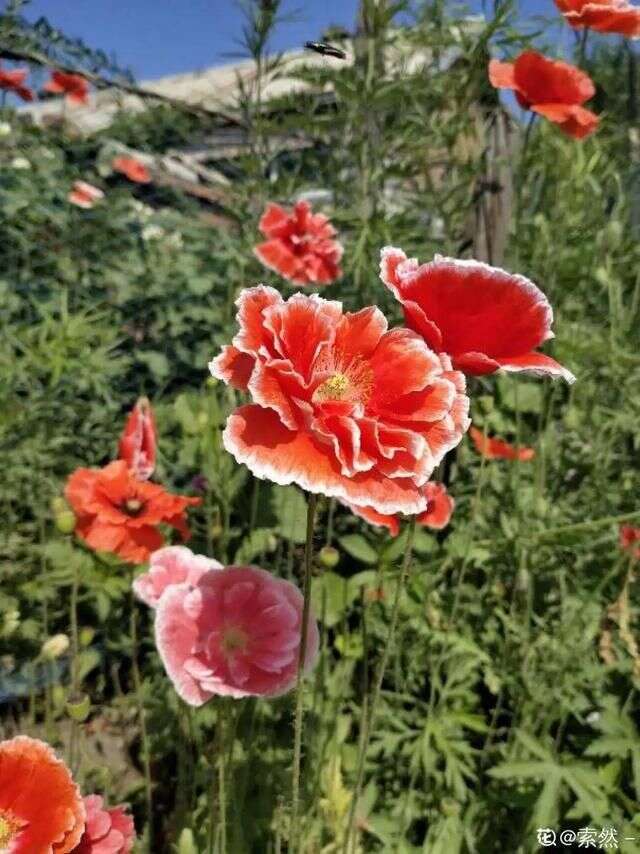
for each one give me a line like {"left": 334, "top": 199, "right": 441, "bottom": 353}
{"left": 17, "top": 0, "right": 556, "bottom": 81}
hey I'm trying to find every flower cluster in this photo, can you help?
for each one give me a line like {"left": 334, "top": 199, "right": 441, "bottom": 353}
{"left": 0, "top": 736, "right": 134, "bottom": 854}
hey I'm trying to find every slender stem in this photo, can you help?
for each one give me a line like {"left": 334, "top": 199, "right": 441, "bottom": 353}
{"left": 129, "top": 569, "right": 153, "bottom": 846}
{"left": 68, "top": 558, "right": 80, "bottom": 771}
{"left": 325, "top": 498, "right": 336, "bottom": 547}
{"left": 216, "top": 701, "right": 228, "bottom": 854}
{"left": 343, "top": 516, "right": 417, "bottom": 854}
{"left": 290, "top": 491, "right": 318, "bottom": 851}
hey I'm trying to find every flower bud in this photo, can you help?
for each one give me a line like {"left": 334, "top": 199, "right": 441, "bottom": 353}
{"left": 80, "top": 627, "right": 95, "bottom": 647}
{"left": 318, "top": 546, "right": 339, "bottom": 569}
{"left": 55, "top": 510, "right": 76, "bottom": 535}
{"left": 118, "top": 396, "right": 157, "bottom": 481}
{"left": 50, "top": 496, "right": 68, "bottom": 514}
{"left": 41, "top": 633, "right": 70, "bottom": 660}
{"left": 66, "top": 694, "right": 91, "bottom": 722}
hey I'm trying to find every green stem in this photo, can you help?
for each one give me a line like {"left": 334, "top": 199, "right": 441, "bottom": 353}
{"left": 129, "top": 570, "right": 153, "bottom": 846}
{"left": 290, "top": 491, "right": 318, "bottom": 851}
{"left": 343, "top": 516, "right": 417, "bottom": 854}
{"left": 68, "top": 557, "right": 80, "bottom": 771}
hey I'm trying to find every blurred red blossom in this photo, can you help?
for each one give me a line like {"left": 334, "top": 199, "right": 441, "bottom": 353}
{"left": 619, "top": 524, "right": 640, "bottom": 560}
{"left": 0, "top": 735, "right": 85, "bottom": 854}
{"left": 555, "top": 0, "right": 640, "bottom": 35}
{"left": 209, "top": 287, "right": 470, "bottom": 515}
{"left": 380, "top": 247, "right": 575, "bottom": 382}
{"left": 112, "top": 156, "right": 151, "bottom": 184}
{"left": 64, "top": 460, "right": 200, "bottom": 564}
{"left": 68, "top": 181, "right": 105, "bottom": 209}
{"left": 469, "top": 426, "right": 535, "bottom": 461}
{"left": 488, "top": 51, "right": 598, "bottom": 139}
{"left": 254, "top": 201, "right": 343, "bottom": 287}
{"left": 0, "top": 63, "right": 33, "bottom": 102}
{"left": 44, "top": 70, "right": 90, "bottom": 105}
{"left": 346, "top": 481, "right": 455, "bottom": 537}
{"left": 154, "top": 564, "right": 320, "bottom": 704}
{"left": 72, "top": 795, "right": 135, "bottom": 854}
{"left": 118, "top": 397, "right": 157, "bottom": 481}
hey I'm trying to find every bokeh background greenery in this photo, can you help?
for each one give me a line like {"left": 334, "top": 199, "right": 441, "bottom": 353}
{"left": 1, "top": 0, "right": 640, "bottom": 851}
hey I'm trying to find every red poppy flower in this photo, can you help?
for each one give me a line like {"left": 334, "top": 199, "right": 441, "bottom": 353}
{"left": 380, "top": 247, "right": 575, "bottom": 382}
{"left": 209, "top": 287, "right": 470, "bottom": 515}
{"left": 620, "top": 524, "right": 640, "bottom": 560}
{"left": 488, "top": 51, "right": 598, "bottom": 140}
{"left": 0, "top": 736, "right": 85, "bottom": 854}
{"left": 469, "top": 425, "right": 535, "bottom": 461}
{"left": 347, "top": 481, "right": 455, "bottom": 537}
{"left": 112, "top": 156, "right": 151, "bottom": 184}
{"left": 118, "top": 397, "right": 157, "bottom": 481}
{"left": 44, "top": 71, "right": 90, "bottom": 106}
{"left": 68, "top": 181, "right": 105, "bottom": 210}
{"left": 73, "top": 795, "right": 135, "bottom": 854}
{"left": 254, "top": 201, "right": 343, "bottom": 287}
{"left": 0, "top": 64, "right": 33, "bottom": 102}
{"left": 555, "top": 0, "right": 640, "bottom": 35}
{"left": 64, "top": 459, "right": 200, "bottom": 564}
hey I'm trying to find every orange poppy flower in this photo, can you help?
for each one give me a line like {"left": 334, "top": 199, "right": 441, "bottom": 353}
{"left": 64, "top": 459, "right": 200, "bottom": 564}
{"left": 254, "top": 201, "right": 343, "bottom": 287}
{"left": 347, "top": 481, "right": 455, "bottom": 537}
{"left": 469, "top": 425, "right": 535, "bottom": 461}
{"left": 0, "top": 63, "right": 33, "bottom": 102}
{"left": 118, "top": 397, "right": 157, "bottom": 481}
{"left": 68, "top": 181, "right": 105, "bottom": 210}
{"left": 210, "top": 287, "right": 470, "bottom": 516}
{"left": 489, "top": 51, "right": 599, "bottom": 140}
{"left": 555, "top": 0, "right": 640, "bottom": 35}
{"left": 0, "top": 735, "right": 85, "bottom": 853}
{"left": 620, "top": 524, "right": 640, "bottom": 559}
{"left": 112, "top": 156, "right": 151, "bottom": 184}
{"left": 43, "top": 71, "right": 90, "bottom": 106}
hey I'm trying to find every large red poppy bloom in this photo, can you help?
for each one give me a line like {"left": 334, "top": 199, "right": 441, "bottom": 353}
{"left": 210, "top": 287, "right": 470, "bottom": 515}
{"left": 65, "top": 460, "right": 200, "bottom": 564}
{"left": 112, "top": 156, "right": 151, "bottom": 184}
{"left": 488, "top": 51, "right": 598, "bottom": 140}
{"left": 380, "top": 247, "right": 575, "bottom": 382}
{"left": 118, "top": 397, "right": 157, "bottom": 481}
{"left": 44, "top": 71, "right": 90, "bottom": 106}
{"left": 73, "top": 795, "right": 135, "bottom": 854}
{"left": 469, "top": 426, "right": 535, "bottom": 461}
{"left": 0, "top": 736, "right": 85, "bottom": 854}
{"left": 347, "top": 481, "right": 455, "bottom": 538}
{"left": 620, "top": 524, "right": 640, "bottom": 560}
{"left": 254, "top": 201, "right": 343, "bottom": 287}
{"left": 555, "top": 0, "right": 640, "bottom": 35}
{"left": 0, "top": 64, "right": 33, "bottom": 102}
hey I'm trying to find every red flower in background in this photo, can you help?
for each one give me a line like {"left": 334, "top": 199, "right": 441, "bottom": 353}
{"left": 73, "top": 795, "right": 135, "bottom": 854}
{"left": 488, "top": 51, "right": 598, "bottom": 140}
{"left": 469, "top": 426, "right": 535, "bottom": 461}
{"left": 0, "top": 63, "right": 33, "bottom": 102}
{"left": 68, "top": 181, "right": 104, "bottom": 210}
{"left": 347, "top": 481, "right": 455, "bottom": 537}
{"left": 555, "top": 0, "right": 640, "bottom": 36}
{"left": 112, "top": 156, "right": 151, "bottom": 184}
{"left": 65, "top": 460, "right": 200, "bottom": 564}
{"left": 210, "top": 287, "right": 470, "bottom": 515}
{"left": 44, "top": 71, "right": 90, "bottom": 105}
{"left": 254, "top": 201, "right": 343, "bottom": 287}
{"left": 118, "top": 397, "right": 157, "bottom": 481}
{"left": 0, "top": 736, "right": 85, "bottom": 853}
{"left": 620, "top": 524, "right": 640, "bottom": 560}
{"left": 380, "top": 247, "right": 575, "bottom": 382}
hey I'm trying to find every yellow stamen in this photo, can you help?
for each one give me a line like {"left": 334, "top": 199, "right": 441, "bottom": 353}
{"left": 0, "top": 813, "right": 20, "bottom": 848}
{"left": 315, "top": 372, "right": 351, "bottom": 401}
{"left": 221, "top": 626, "right": 248, "bottom": 654}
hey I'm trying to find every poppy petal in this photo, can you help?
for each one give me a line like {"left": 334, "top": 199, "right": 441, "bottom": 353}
{"left": 495, "top": 351, "right": 576, "bottom": 383}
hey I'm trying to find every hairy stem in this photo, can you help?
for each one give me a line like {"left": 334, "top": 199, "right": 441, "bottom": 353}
{"left": 129, "top": 569, "right": 153, "bottom": 846}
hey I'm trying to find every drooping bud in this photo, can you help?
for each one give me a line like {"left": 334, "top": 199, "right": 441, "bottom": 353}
{"left": 118, "top": 396, "right": 157, "bottom": 481}
{"left": 41, "top": 633, "right": 70, "bottom": 660}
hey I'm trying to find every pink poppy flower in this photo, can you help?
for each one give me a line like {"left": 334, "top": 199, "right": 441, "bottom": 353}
{"left": 133, "top": 546, "right": 222, "bottom": 608}
{"left": 44, "top": 71, "right": 90, "bottom": 105}
{"left": 469, "top": 426, "right": 535, "bottom": 461}
{"left": 254, "top": 201, "right": 343, "bottom": 287}
{"left": 72, "top": 795, "right": 135, "bottom": 854}
{"left": 112, "top": 157, "right": 151, "bottom": 184}
{"left": 0, "top": 64, "right": 33, "bottom": 102}
{"left": 118, "top": 397, "right": 157, "bottom": 481}
{"left": 68, "top": 181, "right": 105, "bottom": 210}
{"left": 346, "top": 481, "right": 455, "bottom": 537}
{"left": 154, "top": 566, "right": 320, "bottom": 704}
{"left": 380, "top": 248, "right": 575, "bottom": 383}
{"left": 209, "top": 287, "right": 470, "bottom": 515}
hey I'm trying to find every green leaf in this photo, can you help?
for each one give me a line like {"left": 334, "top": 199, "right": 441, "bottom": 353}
{"left": 271, "top": 486, "right": 308, "bottom": 543}
{"left": 338, "top": 534, "right": 378, "bottom": 565}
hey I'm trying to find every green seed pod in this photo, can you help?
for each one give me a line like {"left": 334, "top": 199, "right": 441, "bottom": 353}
{"left": 318, "top": 546, "right": 340, "bottom": 569}
{"left": 66, "top": 694, "right": 91, "bottom": 722}
{"left": 55, "top": 510, "right": 76, "bottom": 535}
